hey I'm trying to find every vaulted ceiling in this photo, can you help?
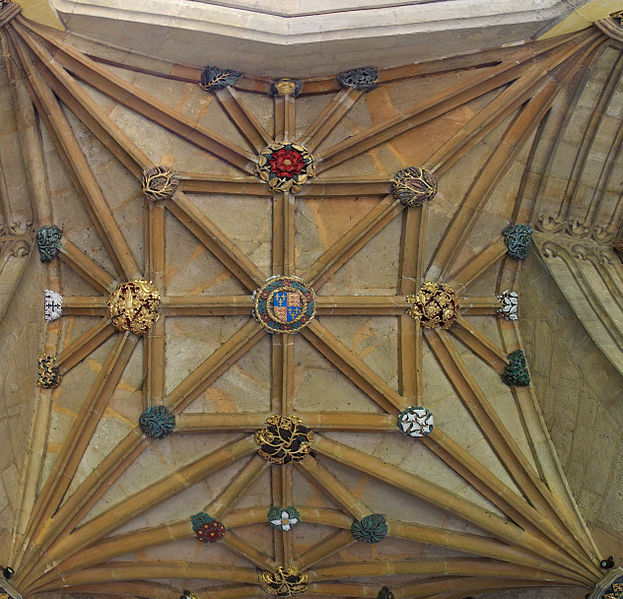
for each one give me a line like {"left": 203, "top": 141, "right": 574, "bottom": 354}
{"left": 0, "top": 2, "right": 622, "bottom": 599}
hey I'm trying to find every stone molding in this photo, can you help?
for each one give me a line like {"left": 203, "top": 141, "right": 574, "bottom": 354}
{"left": 51, "top": 0, "right": 581, "bottom": 76}
{"left": 533, "top": 232, "right": 623, "bottom": 377}
{"left": 52, "top": 0, "right": 579, "bottom": 43}
{"left": 589, "top": 566, "right": 623, "bottom": 599}
{"left": 0, "top": 578, "right": 23, "bottom": 599}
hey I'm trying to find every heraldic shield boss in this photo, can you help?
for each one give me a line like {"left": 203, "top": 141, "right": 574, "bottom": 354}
{"left": 254, "top": 276, "right": 317, "bottom": 334}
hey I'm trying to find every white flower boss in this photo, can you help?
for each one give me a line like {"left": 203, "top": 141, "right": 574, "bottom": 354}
{"left": 497, "top": 289, "right": 518, "bottom": 320}
{"left": 398, "top": 407, "right": 434, "bottom": 438}
{"left": 268, "top": 506, "right": 301, "bottom": 531}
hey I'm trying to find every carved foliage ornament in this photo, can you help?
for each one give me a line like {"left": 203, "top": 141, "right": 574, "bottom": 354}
{"left": 256, "top": 143, "right": 316, "bottom": 193}
{"left": 199, "top": 66, "right": 242, "bottom": 91}
{"left": 139, "top": 405, "right": 175, "bottom": 439}
{"left": 502, "top": 350, "right": 530, "bottom": 387}
{"left": 351, "top": 513, "right": 388, "bottom": 543}
{"left": 106, "top": 279, "right": 161, "bottom": 336}
{"left": 398, "top": 406, "right": 434, "bottom": 438}
{"left": 255, "top": 415, "right": 313, "bottom": 464}
{"left": 37, "top": 354, "right": 61, "bottom": 389}
{"left": 391, "top": 166, "right": 438, "bottom": 207}
{"left": 503, "top": 224, "right": 533, "bottom": 260}
{"left": 36, "top": 225, "right": 62, "bottom": 262}
{"left": 141, "top": 166, "right": 179, "bottom": 202}
{"left": 271, "top": 79, "right": 302, "bottom": 97}
{"left": 44, "top": 290, "right": 63, "bottom": 322}
{"left": 254, "top": 276, "right": 316, "bottom": 334}
{"left": 261, "top": 566, "right": 309, "bottom": 597}
{"left": 406, "top": 282, "right": 459, "bottom": 329}
{"left": 377, "top": 588, "right": 395, "bottom": 599}
{"left": 190, "top": 512, "right": 225, "bottom": 543}
{"left": 337, "top": 67, "right": 378, "bottom": 91}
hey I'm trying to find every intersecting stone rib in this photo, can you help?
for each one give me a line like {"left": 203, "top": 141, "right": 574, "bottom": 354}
{"left": 299, "top": 87, "right": 363, "bottom": 152}
{"left": 10, "top": 33, "right": 141, "bottom": 280}
{"left": 461, "top": 296, "right": 502, "bottom": 315}
{"left": 299, "top": 179, "right": 391, "bottom": 197}
{"left": 16, "top": 19, "right": 256, "bottom": 173}
{"left": 316, "top": 295, "right": 407, "bottom": 315}
{"left": 57, "top": 317, "right": 116, "bottom": 374}
{"left": 300, "top": 194, "right": 403, "bottom": 289}
{"left": 302, "top": 320, "right": 406, "bottom": 413}
{"left": 385, "top": 520, "right": 586, "bottom": 581}
{"left": 11, "top": 20, "right": 152, "bottom": 178}
{"left": 274, "top": 94, "right": 295, "bottom": 142}
{"left": 309, "top": 558, "right": 581, "bottom": 585}
{"left": 62, "top": 296, "right": 107, "bottom": 316}
{"left": 295, "top": 530, "right": 355, "bottom": 571}
{"left": 216, "top": 86, "right": 272, "bottom": 152}
{"left": 448, "top": 239, "right": 508, "bottom": 293}
{"left": 32, "top": 562, "right": 259, "bottom": 593}
{"left": 448, "top": 317, "right": 507, "bottom": 374}
{"left": 58, "top": 237, "right": 116, "bottom": 294}
{"left": 428, "top": 33, "right": 604, "bottom": 281}
{"left": 178, "top": 173, "right": 270, "bottom": 195}
{"left": 27, "top": 321, "right": 264, "bottom": 575}
{"left": 163, "top": 295, "right": 254, "bottom": 315}
{"left": 21, "top": 333, "right": 138, "bottom": 585}
{"left": 144, "top": 202, "right": 166, "bottom": 408}
{"left": 424, "top": 328, "right": 598, "bottom": 570}
{"left": 315, "top": 62, "right": 523, "bottom": 174}
{"left": 313, "top": 435, "right": 593, "bottom": 583}
{"left": 422, "top": 429, "right": 597, "bottom": 581}
{"left": 167, "top": 192, "right": 266, "bottom": 291}
{"left": 37, "top": 457, "right": 268, "bottom": 587}
{"left": 39, "top": 437, "right": 257, "bottom": 574}
{"left": 272, "top": 190, "right": 295, "bottom": 277}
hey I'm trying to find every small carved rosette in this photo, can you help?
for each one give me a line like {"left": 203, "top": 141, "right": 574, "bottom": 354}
{"left": 351, "top": 513, "right": 388, "bottom": 543}
{"left": 398, "top": 406, "right": 434, "bottom": 438}
{"left": 503, "top": 224, "right": 533, "bottom": 260}
{"left": 497, "top": 290, "right": 518, "bottom": 321}
{"left": 255, "top": 415, "right": 313, "bottom": 464}
{"left": 106, "top": 279, "right": 161, "bottom": 336}
{"left": 406, "top": 282, "right": 459, "bottom": 329}
{"left": 190, "top": 512, "right": 225, "bottom": 543}
{"left": 256, "top": 143, "right": 316, "bottom": 194}
{"left": 254, "top": 276, "right": 316, "bottom": 334}
{"left": 271, "top": 78, "right": 302, "bottom": 97}
{"left": 336, "top": 67, "right": 378, "bottom": 91}
{"left": 37, "top": 354, "right": 61, "bottom": 389}
{"left": 391, "top": 166, "right": 438, "bottom": 207}
{"left": 261, "top": 566, "right": 309, "bottom": 597}
{"left": 141, "top": 166, "right": 179, "bottom": 202}
{"left": 36, "top": 225, "right": 62, "bottom": 262}
{"left": 139, "top": 405, "right": 175, "bottom": 439}
{"left": 199, "top": 65, "right": 242, "bottom": 91}
{"left": 502, "top": 350, "right": 530, "bottom": 387}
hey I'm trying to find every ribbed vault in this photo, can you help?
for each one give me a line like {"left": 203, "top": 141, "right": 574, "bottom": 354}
{"left": 0, "top": 3, "right": 620, "bottom": 598}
